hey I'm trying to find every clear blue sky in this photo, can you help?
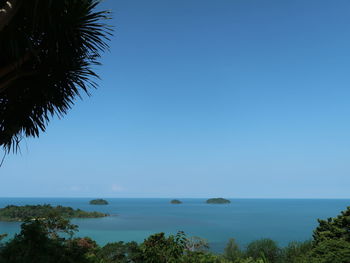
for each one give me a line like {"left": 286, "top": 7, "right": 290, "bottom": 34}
{"left": 1, "top": 0, "right": 350, "bottom": 198}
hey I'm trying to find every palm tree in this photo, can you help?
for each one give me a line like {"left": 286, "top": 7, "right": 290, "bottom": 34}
{"left": 0, "top": 0, "right": 111, "bottom": 152}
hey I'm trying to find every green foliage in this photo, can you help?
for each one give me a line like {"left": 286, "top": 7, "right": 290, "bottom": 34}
{"left": 235, "top": 258, "right": 266, "bottom": 263}
{"left": 308, "top": 206, "right": 350, "bottom": 262}
{"left": 182, "top": 251, "right": 225, "bottom": 263}
{"left": 245, "top": 239, "right": 280, "bottom": 263}
{"left": 279, "top": 240, "right": 313, "bottom": 263}
{"left": 141, "top": 231, "right": 187, "bottom": 263}
{"left": 224, "top": 238, "right": 242, "bottom": 262}
{"left": 206, "top": 198, "right": 231, "bottom": 204}
{"left": 0, "top": 204, "right": 108, "bottom": 221}
{"left": 170, "top": 199, "right": 182, "bottom": 204}
{"left": 97, "top": 241, "right": 143, "bottom": 263}
{"left": 38, "top": 213, "right": 78, "bottom": 239}
{"left": 308, "top": 239, "right": 350, "bottom": 263}
{"left": 0, "top": 218, "right": 92, "bottom": 263}
{"left": 90, "top": 199, "right": 109, "bottom": 205}
{"left": 313, "top": 206, "right": 350, "bottom": 243}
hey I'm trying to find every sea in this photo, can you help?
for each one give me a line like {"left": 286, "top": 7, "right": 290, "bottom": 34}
{"left": 0, "top": 198, "right": 349, "bottom": 252}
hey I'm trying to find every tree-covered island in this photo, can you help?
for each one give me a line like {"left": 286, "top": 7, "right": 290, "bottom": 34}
{"left": 206, "top": 198, "right": 231, "bottom": 204}
{"left": 170, "top": 199, "right": 182, "bottom": 204}
{"left": 89, "top": 199, "right": 109, "bottom": 205}
{"left": 0, "top": 205, "right": 108, "bottom": 222}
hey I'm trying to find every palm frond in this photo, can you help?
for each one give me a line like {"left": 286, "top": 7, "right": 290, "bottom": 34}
{"left": 0, "top": 0, "right": 112, "bottom": 152}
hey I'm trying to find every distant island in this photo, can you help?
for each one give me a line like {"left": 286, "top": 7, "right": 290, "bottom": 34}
{"left": 0, "top": 205, "right": 108, "bottom": 222}
{"left": 206, "top": 198, "right": 231, "bottom": 204}
{"left": 170, "top": 199, "right": 182, "bottom": 204}
{"left": 89, "top": 199, "right": 109, "bottom": 205}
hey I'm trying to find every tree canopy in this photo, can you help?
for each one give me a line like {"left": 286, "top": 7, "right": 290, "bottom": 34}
{"left": 0, "top": 204, "right": 108, "bottom": 221}
{"left": 0, "top": 0, "right": 111, "bottom": 152}
{"left": 89, "top": 199, "right": 109, "bottom": 205}
{"left": 206, "top": 198, "right": 231, "bottom": 204}
{"left": 170, "top": 199, "right": 182, "bottom": 204}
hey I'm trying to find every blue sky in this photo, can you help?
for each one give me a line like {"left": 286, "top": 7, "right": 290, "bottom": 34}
{"left": 1, "top": 0, "right": 350, "bottom": 198}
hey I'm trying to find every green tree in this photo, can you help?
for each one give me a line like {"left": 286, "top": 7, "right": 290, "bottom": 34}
{"left": 224, "top": 238, "right": 242, "bottom": 262}
{"left": 0, "top": 0, "right": 111, "bottom": 152}
{"left": 182, "top": 251, "right": 225, "bottom": 263}
{"left": 0, "top": 215, "right": 101, "bottom": 263}
{"left": 313, "top": 206, "right": 350, "bottom": 243}
{"left": 40, "top": 212, "right": 78, "bottom": 239}
{"left": 307, "top": 207, "right": 350, "bottom": 262}
{"left": 98, "top": 241, "right": 129, "bottom": 263}
{"left": 245, "top": 239, "right": 280, "bottom": 263}
{"left": 308, "top": 239, "right": 350, "bottom": 263}
{"left": 68, "top": 237, "right": 100, "bottom": 263}
{"left": 141, "top": 231, "right": 187, "bottom": 263}
{"left": 97, "top": 241, "right": 143, "bottom": 263}
{"left": 280, "top": 241, "right": 312, "bottom": 263}
{"left": 0, "top": 219, "right": 91, "bottom": 263}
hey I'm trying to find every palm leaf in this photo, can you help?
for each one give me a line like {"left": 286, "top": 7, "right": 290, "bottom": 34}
{"left": 0, "top": 0, "right": 112, "bottom": 152}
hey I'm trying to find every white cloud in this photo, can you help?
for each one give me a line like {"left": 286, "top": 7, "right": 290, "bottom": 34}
{"left": 69, "top": 186, "right": 81, "bottom": 192}
{"left": 111, "top": 184, "right": 123, "bottom": 192}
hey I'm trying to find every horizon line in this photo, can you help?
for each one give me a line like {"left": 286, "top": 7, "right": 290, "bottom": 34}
{"left": 0, "top": 196, "right": 350, "bottom": 200}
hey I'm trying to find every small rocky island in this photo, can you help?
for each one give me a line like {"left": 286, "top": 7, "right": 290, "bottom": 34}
{"left": 89, "top": 199, "right": 109, "bottom": 205}
{"left": 206, "top": 198, "right": 231, "bottom": 204}
{"left": 170, "top": 199, "right": 182, "bottom": 204}
{"left": 0, "top": 205, "right": 108, "bottom": 222}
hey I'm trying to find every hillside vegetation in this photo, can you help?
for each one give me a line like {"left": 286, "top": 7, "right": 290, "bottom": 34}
{"left": 206, "top": 198, "right": 231, "bottom": 204}
{"left": 89, "top": 199, "right": 109, "bottom": 205}
{"left": 0, "top": 205, "right": 108, "bottom": 222}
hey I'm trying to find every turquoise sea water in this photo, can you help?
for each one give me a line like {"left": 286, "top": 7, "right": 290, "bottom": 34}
{"left": 0, "top": 198, "right": 349, "bottom": 252}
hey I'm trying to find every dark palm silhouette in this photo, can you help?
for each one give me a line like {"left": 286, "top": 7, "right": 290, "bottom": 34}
{"left": 0, "top": 0, "right": 111, "bottom": 152}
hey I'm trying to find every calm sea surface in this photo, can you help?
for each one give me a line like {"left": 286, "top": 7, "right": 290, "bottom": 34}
{"left": 0, "top": 198, "right": 349, "bottom": 252}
